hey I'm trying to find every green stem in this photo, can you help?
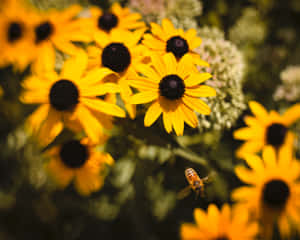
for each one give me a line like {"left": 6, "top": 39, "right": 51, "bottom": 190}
{"left": 173, "top": 147, "right": 210, "bottom": 169}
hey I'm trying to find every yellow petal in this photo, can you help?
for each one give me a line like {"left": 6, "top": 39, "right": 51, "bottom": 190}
{"left": 172, "top": 108, "right": 184, "bottom": 136}
{"left": 136, "top": 64, "right": 161, "bottom": 82}
{"left": 282, "top": 103, "right": 300, "bottom": 125}
{"left": 194, "top": 208, "right": 209, "bottom": 229}
{"left": 80, "top": 68, "right": 116, "bottom": 86}
{"left": 233, "top": 127, "right": 257, "bottom": 140}
{"left": 184, "top": 73, "right": 212, "bottom": 87}
{"left": 262, "top": 146, "right": 277, "bottom": 169}
{"left": 192, "top": 55, "right": 210, "bottom": 67}
{"left": 83, "top": 98, "right": 125, "bottom": 118}
{"left": 81, "top": 83, "right": 120, "bottom": 96}
{"left": 74, "top": 169, "right": 103, "bottom": 196}
{"left": 47, "top": 158, "right": 74, "bottom": 188}
{"left": 119, "top": 78, "right": 133, "bottom": 102}
{"left": 38, "top": 109, "right": 63, "bottom": 146}
{"left": 177, "top": 54, "right": 198, "bottom": 78}
{"left": 180, "top": 224, "right": 203, "bottom": 240}
{"left": 128, "top": 78, "right": 158, "bottom": 91}
{"left": 235, "top": 140, "right": 264, "bottom": 159}
{"left": 27, "top": 104, "right": 50, "bottom": 133}
{"left": 180, "top": 104, "right": 198, "bottom": 128}
{"left": 150, "top": 22, "right": 166, "bottom": 40}
{"left": 20, "top": 90, "right": 48, "bottom": 104}
{"left": 207, "top": 204, "right": 220, "bottom": 225}
{"left": 76, "top": 105, "right": 104, "bottom": 143}
{"left": 142, "top": 34, "right": 165, "bottom": 50}
{"left": 163, "top": 53, "right": 177, "bottom": 74}
{"left": 185, "top": 85, "right": 216, "bottom": 97}
{"left": 54, "top": 38, "right": 81, "bottom": 56}
{"left": 94, "top": 31, "right": 110, "bottom": 47}
{"left": 244, "top": 154, "right": 264, "bottom": 174}
{"left": 162, "top": 18, "right": 176, "bottom": 38}
{"left": 150, "top": 53, "right": 167, "bottom": 77}
{"left": 231, "top": 186, "right": 255, "bottom": 201}
{"left": 130, "top": 91, "right": 158, "bottom": 104}
{"left": 182, "top": 96, "right": 211, "bottom": 115}
{"left": 235, "top": 166, "right": 257, "bottom": 184}
{"left": 248, "top": 101, "right": 269, "bottom": 122}
{"left": 124, "top": 102, "right": 136, "bottom": 119}
{"left": 32, "top": 44, "right": 56, "bottom": 74}
{"left": 144, "top": 101, "right": 162, "bottom": 127}
{"left": 61, "top": 50, "right": 88, "bottom": 81}
{"left": 162, "top": 112, "right": 172, "bottom": 133}
{"left": 244, "top": 116, "right": 264, "bottom": 127}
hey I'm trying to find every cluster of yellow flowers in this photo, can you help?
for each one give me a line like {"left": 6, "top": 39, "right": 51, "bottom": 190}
{"left": 181, "top": 103, "right": 300, "bottom": 239}
{"left": 2, "top": 1, "right": 300, "bottom": 239}
{"left": 1, "top": 0, "right": 215, "bottom": 196}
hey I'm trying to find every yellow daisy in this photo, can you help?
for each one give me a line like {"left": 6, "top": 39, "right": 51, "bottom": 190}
{"left": 129, "top": 53, "right": 216, "bottom": 136}
{"left": 30, "top": 4, "right": 91, "bottom": 72}
{"left": 87, "top": 28, "right": 147, "bottom": 119}
{"left": 47, "top": 138, "right": 114, "bottom": 196}
{"left": 0, "top": 0, "right": 36, "bottom": 70}
{"left": 21, "top": 51, "right": 125, "bottom": 145}
{"left": 233, "top": 101, "right": 300, "bottom": 159}
{"left": 142, "top": 18, "right": 208, "bottom": 66}
{"left": 180, "top": 204, "right": 258, "bottom": 240}
{"left": 88, "top": 2, "right": 145, "bottom": 35}
{"left": 232, "top": 146, "right": 300, "bottom": 239}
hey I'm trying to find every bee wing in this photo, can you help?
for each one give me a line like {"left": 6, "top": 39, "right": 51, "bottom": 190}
{"left": 202, "top": 171, "right": 216, "bottom": 184}
{"left": 177, "top": 186, "right": 192, "bottom": 200}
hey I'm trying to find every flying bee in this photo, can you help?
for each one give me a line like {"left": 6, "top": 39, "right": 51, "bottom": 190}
{"left": 177, "top": 168, "right": 213, "bottom": 199}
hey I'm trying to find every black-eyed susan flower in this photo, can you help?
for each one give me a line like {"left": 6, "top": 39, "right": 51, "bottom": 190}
{"left": 0, "top": 0, "right": 36, "bottom": 70}
{"left": 232, "top": 146, "right": 300, "bottom": 239}
{"left": 47, "top": 138, "right": 114, "bottom": 196}
{"left": 142, "top": 18, "right": 208, "bottom": 66}
{"left": 21, "top": 51, "right": 125, "bottom": 145}
{"left": 31, "top": 4, "right": 91, "bottom": 72}
{"left": 88, "top": 2, "right": 145, "bottom": 36}
{"left": 129, "top": 53, "right": 216, "bottom": 135}
{"left": 233, "top": 101, "right": 300, "bottom": 158}
{"left": 87, "top": 29, "right": 147, "bottom": 119}
{"left": 180, "top": 204, "right": 258, "bottom": 240}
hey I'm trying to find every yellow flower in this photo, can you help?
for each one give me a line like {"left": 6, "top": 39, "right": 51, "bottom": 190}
{"left": 232, "top": 146, "right": 300, "bottom": 239}
{"left": 129, "top": 53, "right": 216, "bottom": 136}
{"left": 87, "top": 29, "right": 147, "bottom": 119}
{"left": 21, "top": 51, "right": 125, "bottom": 145}
{"left": 233, "top": 101, "right": 300, "bottom": 159}
{"left": 0, "top": 0, "right": 36, "bottom": 70}
{"left": 30, "top": 4, "right": 91, "bottom": 72}
{"left": 47, "top": 138, "right": 114, "bottom": 196}
{"left": 180, "top": 204, "right": 258, "bottom": 240}
{"left": 142, "top": 18, "right": 208, "bottom": 66}
{"left": 88, "top": 3, "right": 145, "bottom": 36}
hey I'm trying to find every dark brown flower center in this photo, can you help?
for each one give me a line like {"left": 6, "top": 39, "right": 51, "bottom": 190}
{"left": 266, "top": 123, "right": 287, "bottom": 148}
{"left": 97, "top": 12, "right": 118, "bottom": 32}
{"left": 166, "top": 36, "right": 189, "bottom": 59}
{"left": 262, "top": 179, "right": 290, "bottom": 208}
{"left": 35, "top": 21, "right": 54, "bottom": 44}
{"left": 102, "top": 43, "right": 131, "bottom": 73}
{"left": 59, "top": 140, "right": 89, "bottom": 168}
{"left": 7, "top": 21, "right": 23, "bottom": 43}
{"left": 159, "top": 74, "right": 185, "bottom": 100}
{"left": 49, "top": 79, "right": 79, "bottom": 111}
{"left": 215, "top": 237, "right": 230, "bottom": 240}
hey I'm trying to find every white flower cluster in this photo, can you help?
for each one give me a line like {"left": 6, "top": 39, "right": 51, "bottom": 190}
{"left": 274, "top": 65, "right": 300, "bottom": 102}
{"left": 196, "top": 27, "right": 246, "bottom": 131}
